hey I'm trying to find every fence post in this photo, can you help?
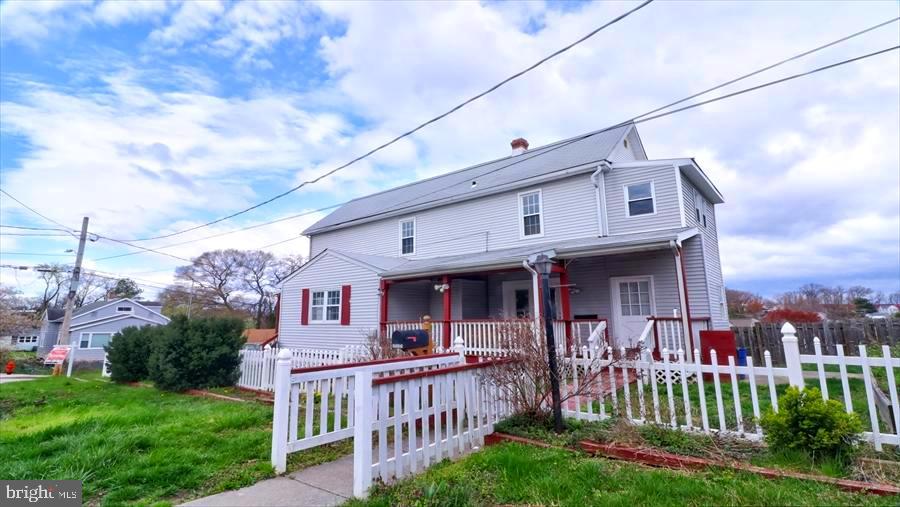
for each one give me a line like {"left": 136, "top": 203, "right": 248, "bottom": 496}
{"left": 270, "top": 348, "right": 292, "bottom": 473}
{"left": 454, "top": 336, "right": 465, "bottom": 362}
{"left": 352, "top": 369, "right": 373, "bottom": 498}
{"left": 781, "top": 322, "right": 804, "bottom": 389}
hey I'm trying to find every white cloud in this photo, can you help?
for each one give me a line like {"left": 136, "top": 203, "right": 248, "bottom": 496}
{"left": 94, "top": 0, "right": 169, "bottom": 26}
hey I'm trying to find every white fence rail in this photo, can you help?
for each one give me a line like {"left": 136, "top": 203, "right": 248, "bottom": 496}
{"left": 237, "top": 345, "right": 368, "bottom": 392}
{"left": 353, "top": 359, "right": 512, "bottom": 495}
{"left": 564, "top": 323, "right": 900, "bottom": 450}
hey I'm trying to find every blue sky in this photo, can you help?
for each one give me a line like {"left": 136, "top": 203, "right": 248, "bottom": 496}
{"left": 0, "top": 0, "right": 898, "bottom": 300}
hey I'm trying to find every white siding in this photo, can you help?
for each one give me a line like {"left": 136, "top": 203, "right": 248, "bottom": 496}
{"left": 310, "top": 174, "right": 601, "bottom": 258}
{"left": 278, "top": 254, "right": 381, "bottom": 349}
{"left": 605, "top": 164, "right": 682, "bottom": 235}
{"left": 681, "top": 174, "right": 729, "bottom": 329}
{"left": 607, "top": 128, "right": 647, "bottom": 162}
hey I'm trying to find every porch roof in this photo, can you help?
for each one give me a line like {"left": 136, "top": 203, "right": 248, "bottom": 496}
{"left": 380, "top": 227, "right": 698, "bottom": 279}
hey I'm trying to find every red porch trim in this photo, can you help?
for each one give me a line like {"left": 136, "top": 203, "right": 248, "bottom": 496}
{"left": 379, "top": 279, "right": 390, "bottom": 336}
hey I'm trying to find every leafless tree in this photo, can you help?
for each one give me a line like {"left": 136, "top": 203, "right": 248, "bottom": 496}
{"left": 0, "top": 285, "right": 37, "bottom": 336}
{"left": 175, "top": 249, "right": 247, "bottom": 311}
{"left": 240, "top": 250, "right": 279, "bottom": 328}
{"left": 847, "top": 285, "right": 874, "bottom": 301}
{"left": 32, "top": 263, "right": 68, "bottom": 315}
{"left": 888, "top": 291, "right": 900, "bottom": 305}
{"left": 272, "top": 254, "right": 305, "bottom": 284}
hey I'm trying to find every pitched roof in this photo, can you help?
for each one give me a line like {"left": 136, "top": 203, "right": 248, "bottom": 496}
{"left": 242, "top": 328, "right": 278, "bottom": 346}
{"left": 304, "top": 123, "right": 634, "bottom": 235}
{"left": 379, "top": 227, "right": 697, "bottom": 279}
{"left": 49, "top": 298, "right": 161, "bottom": 322}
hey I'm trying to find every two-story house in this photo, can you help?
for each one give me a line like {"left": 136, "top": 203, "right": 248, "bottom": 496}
{"left": 277, "top": 122, "right": 727, "bottom": 358}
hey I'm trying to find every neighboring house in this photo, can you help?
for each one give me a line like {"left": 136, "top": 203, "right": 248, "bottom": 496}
{"left": 872, "top": 303, "right": 900, "bottom": 317}
{"left": 3, "top": 327, "right": 42, "bottom": 351}
{"left": 37, "top": 298, "right": 169, "bottom": 362}
{"left": 243, "top": 328, "right": 278, "bottom": 349}
{"left": 278, "top": 123, "right": 728, "bottom": 359}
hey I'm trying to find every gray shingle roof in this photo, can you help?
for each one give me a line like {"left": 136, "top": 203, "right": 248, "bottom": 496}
{"left": 304, "top": 123, "right": 634, "bottom": 234}
{"left": 376, "top": 227, "right": 697, "bottom": 279}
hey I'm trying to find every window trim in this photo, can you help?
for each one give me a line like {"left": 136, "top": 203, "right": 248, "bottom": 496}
{"left": 693, "top": 187, "right": 708, "bottom": 227}
{"left": 116, "top": 306, "right": 133, "bottom": 313}
{"left": 518, "top": 189, "right": 545, "bottom": 239}
{"left": 309, "top": 288, "right": 342, "bottom": 323}
{"left": 398, "top": 217, "right": 416, "bottom": 256}
{"left": 78, "top": 332, "right": 113, "bottom": 349}
{"left": 624, "top": 181, "right": 657, "bottom": 218}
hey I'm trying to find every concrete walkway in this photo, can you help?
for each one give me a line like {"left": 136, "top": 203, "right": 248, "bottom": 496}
{"left": 0, "top": 374, "right": 48, "bottom": 383}
{"left": 181, "top": 454, "right": 353, "bottom": 507}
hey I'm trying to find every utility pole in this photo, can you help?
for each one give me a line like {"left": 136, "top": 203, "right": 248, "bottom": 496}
{"left": 61, "top": 217, "right": 89, "bottom": 377}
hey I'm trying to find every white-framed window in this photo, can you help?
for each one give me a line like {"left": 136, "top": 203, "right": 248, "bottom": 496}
{"left": 116, "top": 306, "right": 133, "bottom": 313}
{"left": 79, "top": 332, "right": 113, "bottom": 349}
{"left": 518, "top": 189, "right": 544, "bottom": 238}
{"left": 399, "top": 218, "right": 415, "bottom": 255}
{"left": 310, "top": 289, "right": 341, "bottom": 322}
{"left": 619, "top": 280, "right": 652, "bottom": 316}
{"left": 624, "top": 181, "right": 655, "bottom": 217}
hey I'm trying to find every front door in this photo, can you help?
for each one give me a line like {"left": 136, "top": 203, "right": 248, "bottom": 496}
{"left": 610, "top": 276, "right": 655, "bottom": 348}
{"left": 502, "top": 281, "right": 533, "bottom": 318}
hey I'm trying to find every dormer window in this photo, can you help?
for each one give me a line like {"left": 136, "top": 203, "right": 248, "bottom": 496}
{"left": 519, "top": 190, "right": 544, "bottom": 238}
{"left": 399, "top": 218, "right": 415, "bottom": 255}
{"left": 116, "top": 306, "right": 133, "bottom": 313}
{"left": 625, "top": 181, "right": 655, "bottom": 217}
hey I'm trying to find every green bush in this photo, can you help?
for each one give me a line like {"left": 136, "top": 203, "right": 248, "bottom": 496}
{"left": 105, "top": 326, "right": 155, "bottom": 382}
{"left": 148, "top": 315, "right": 245, "bottom": 392}
{"left": 760, "top": 386, "right": 862, "bottom": 457}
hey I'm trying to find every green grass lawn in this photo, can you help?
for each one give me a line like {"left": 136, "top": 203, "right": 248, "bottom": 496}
{"left": 0, "top": 373, "right": 350, "bottom": 506}
{"left": 348, "top": 442, "right": 898, "bottom": 506}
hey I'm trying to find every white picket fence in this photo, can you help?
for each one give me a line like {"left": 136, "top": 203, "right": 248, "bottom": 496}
{"left": 564, "top": 322, "right": 900, "bottom": 450}
{"left": 237, "top": 345, "right": 368, "bottom": 392}
{"left": 270, "top": 341, "right": 512, "bottom": 497}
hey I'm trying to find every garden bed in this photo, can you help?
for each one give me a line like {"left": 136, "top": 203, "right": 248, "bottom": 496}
{"left": 494, "top": 414, "right": 900, "bottom": 486}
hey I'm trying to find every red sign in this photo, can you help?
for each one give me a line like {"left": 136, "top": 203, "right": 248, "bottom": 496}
{"left": 44, "top": 345, "right": 71, "bottom": 364}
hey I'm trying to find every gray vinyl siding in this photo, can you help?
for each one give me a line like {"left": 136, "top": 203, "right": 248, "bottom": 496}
{"left": 37, "top": 320, "right": 60, "bottom": 357}
{"left": 68, "top": 317, "right": 164, "bottom": 362}
{"left": 388, "top": 280, "right": 431, "bottom": 320}
{"left": 278, "top": 253, "right": 381, "bottom": 349}
{"left": 605, "top": 164, "right": 682, "bottom": 235}
{"left": 457, "top": 279, "right": 488, "bottom": 319}
{"left": 607, "top": 128, "right": 647, "bottom": 162}
{"left": 566, "top": 251, "right": 680, "bottom": 330}
{"left": 681, "top": 175, "right": 728, "bottom": 329}
{"left": 309, "top": 174, "right": 601, "bottom": 259}
{"left": 681, "top": 235, "right": 711, "bottom": 319}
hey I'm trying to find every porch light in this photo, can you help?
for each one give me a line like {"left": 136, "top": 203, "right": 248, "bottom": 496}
{"left": 433, "top": 283, "right": 450, "bottom": 293}
{"left": 532, "top": 254, "right": 553, "bottom": 275}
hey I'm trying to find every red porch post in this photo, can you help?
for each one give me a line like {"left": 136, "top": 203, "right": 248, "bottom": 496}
{"left": 675, "top": 246, "right": 695, "bottom": 352}
{"left": 559, "top": 268, "right": 572, "bottom": 352}
{"left": 442, "top": 275, "right": 452, "bottom": 349}
{"left": 379, "top": 279, "right": 390, "bottom": 337}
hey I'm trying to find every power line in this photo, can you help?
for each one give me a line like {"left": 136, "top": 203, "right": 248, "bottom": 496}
{"left": 0, "top": 224, "right": 77, "bottom": 233}
{"left": 93, "top": 234, "right": 192, "bottom": 263}
{"left": 106, "top": 0, "right": 655, "bottom": 243}
{"left": 0, "top": 252, "right": 75, "bottom": 257}
{"left": 92, "top": 15, "right": 900, "bottom": 253}
{"left": 0, "top": 189, "right": 79, "bottom": 235}
{"left": 0, "top": 232, "right": 75, "bottom": 237}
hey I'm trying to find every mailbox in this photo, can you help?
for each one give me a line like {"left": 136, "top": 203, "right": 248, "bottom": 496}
{"left": 391, "top": 329, "right": 430, "bottom": 351}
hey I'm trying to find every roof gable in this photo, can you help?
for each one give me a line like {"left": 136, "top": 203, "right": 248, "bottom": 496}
{"left": 304, "top": 123, "right": 635, "bottom": 235}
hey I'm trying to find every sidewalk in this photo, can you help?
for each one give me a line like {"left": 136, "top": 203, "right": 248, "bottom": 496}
{"left": 0, "top": 374, "right": 48, "bottom": 383}
{"left": 181, "top": 454, "right": 353, "bottom": 507}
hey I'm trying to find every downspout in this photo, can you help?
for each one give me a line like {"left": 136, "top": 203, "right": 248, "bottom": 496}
{"left": 591, "top": 161, "right": 611, "bottom": 237}
{"left": 522, "top": 260, "right": 541, "bottom": 331}
{"left": 670, "top": 240, "right": 694, "bottom": 352}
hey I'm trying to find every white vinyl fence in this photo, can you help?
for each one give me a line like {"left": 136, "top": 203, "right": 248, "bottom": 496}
{"left": 563, "top": 322, "right": 900, "bottom": 450}
{"left": 237, "top": 345, "right": 368, "bottom": 392}
{"left": 270, "top": 342, "right": 512, "bottom": 497}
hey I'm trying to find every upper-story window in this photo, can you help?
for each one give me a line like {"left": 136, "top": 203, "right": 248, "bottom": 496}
{"left": 625, "top": 181, "right": 655, "bottom": 217}
{"left": 519, "top": 190, "right": 543, "bottom": 238}
{"left": 311, "top": 289, "right": 341, "bottom": 322}
{"left": 693, "top": 187, "right": 708, "bottom": 227}
{"left": 116, "top": 306, "right": 133, "bottom": 313}
{"left": 399, "top": 218, "right": 415, "bottom": 255}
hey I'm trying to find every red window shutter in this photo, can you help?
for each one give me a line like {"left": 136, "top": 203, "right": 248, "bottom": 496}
{"left": 300, "top": 288, "right": 310, "bottom": 325}
{"left": 340, "top": 285, "right": 351, "bottom": 326}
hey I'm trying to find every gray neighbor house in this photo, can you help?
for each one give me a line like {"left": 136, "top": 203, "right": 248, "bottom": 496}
{"left": 277, "top": 122, "right": 728, "bottom": 360}
{"left": 37, "top": 298, "right": 169, "bottom": 362}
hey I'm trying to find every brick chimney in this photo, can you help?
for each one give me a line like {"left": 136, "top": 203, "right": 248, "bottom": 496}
{"left": 511, "top": 137, "right": 529, "bottom": 156}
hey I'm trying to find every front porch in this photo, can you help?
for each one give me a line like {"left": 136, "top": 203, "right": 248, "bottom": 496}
{"left": 378, "top": 245, "right": 712, "bottom": 360}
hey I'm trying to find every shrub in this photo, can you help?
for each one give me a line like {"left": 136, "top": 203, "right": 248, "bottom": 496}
{"left": 759, "top": 386, "right": 862, "bottom": 457}
{"left": 105, "top": 326, "right": 155, "bottom": 382}
{"left": 761, "top": 308, "right": 821, "bottom": 323}
{"left": 148, "top": 315, "right": 245, "bottom": 392}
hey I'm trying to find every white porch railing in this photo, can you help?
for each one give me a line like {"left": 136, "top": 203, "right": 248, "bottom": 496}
{"left": 237, "top": 345, "right": 368, "bottom": 392}
{"left": 384, "top": 320, "right": 445, "bottom": 348}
